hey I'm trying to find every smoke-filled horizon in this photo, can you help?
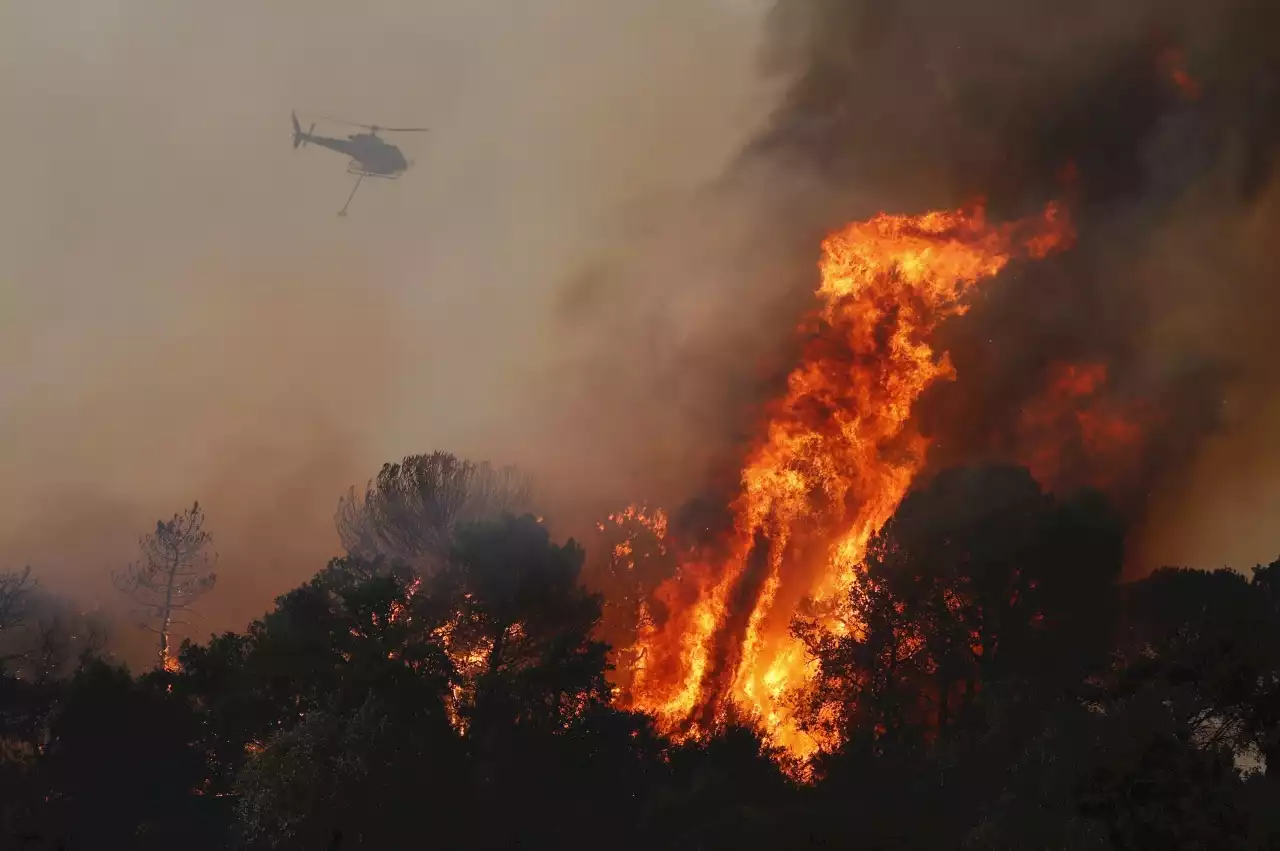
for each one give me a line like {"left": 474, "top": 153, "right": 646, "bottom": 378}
{"left": 732, "top": 0, "right": 1280, "bottom": 574}
{"left": 566, "top": 0, "right": 1280, "bottom": 570}
{"left": 4, "top": 0, "right": 1280, "bottom": 671}
{"left": 0, "top": 0, "right": 779, "bottom": 650}
{"left": 583, "top": 0, "right": 1280, "bottom": 751}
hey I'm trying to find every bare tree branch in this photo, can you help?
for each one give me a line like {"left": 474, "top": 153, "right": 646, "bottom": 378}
{"left": 0, "top": 571, "right": 112, "bottom": 679}
{"left": 113, "top": 501, "right": 218, "bottom": 670}
{"left": 0, "top": 566, "right": 35, "bottom": 634}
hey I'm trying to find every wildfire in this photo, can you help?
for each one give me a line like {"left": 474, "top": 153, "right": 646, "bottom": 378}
{"left": 1016, "top": 361, "right": 1148, "bottom": 493}
{"left": 622, "top": 201, "right": 1074, "bottom": 761}
{"left": 597, "top": 504, "right": 669, "bottom": 569}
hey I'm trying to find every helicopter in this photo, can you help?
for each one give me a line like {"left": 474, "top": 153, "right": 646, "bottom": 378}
{"left": 291, "top": 111, "right": 427, "bottom": 216}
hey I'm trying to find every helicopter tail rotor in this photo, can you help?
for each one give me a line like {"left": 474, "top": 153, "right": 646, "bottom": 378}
{"left": 291, "top": 112, "right": 315, "bottom": 149}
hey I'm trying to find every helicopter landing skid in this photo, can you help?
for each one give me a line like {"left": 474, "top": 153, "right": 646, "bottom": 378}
{"left": 337, "top": 173, "right": 364, "bottom": 217}
{"left": 336, "top": 171, "right": 404, "bottom": 217}
{"left": 346, "top": 163, "right": 401, "bottom": 179}
{"left": 336, "top": 164, "right": 404, "bottom": 216}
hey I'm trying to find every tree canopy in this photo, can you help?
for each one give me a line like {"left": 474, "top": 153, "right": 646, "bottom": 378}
{"left": 334, "top": 451, "right": 533, "bottom": 573}
{"left": 1, "top": 461, "right": 1276, "bottom": 850}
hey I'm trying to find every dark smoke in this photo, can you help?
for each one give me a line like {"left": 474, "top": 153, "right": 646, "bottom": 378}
{"left": 649, "top": 0, "right": 1280, "bottom": 574}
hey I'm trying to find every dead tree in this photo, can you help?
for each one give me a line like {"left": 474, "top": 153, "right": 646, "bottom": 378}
{"left": 0, "top": 566, "right": 35, "bottom": 668}
{"left": 335, "top": 452, "right": 533, "bottom": 573}
{"left": 113, "top": 502, "right": 217, "bottom": 670}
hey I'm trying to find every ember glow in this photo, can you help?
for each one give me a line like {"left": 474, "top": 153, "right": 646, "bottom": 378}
{"left": 597, "top": 504, "right": 669, "bottom": 568}
{"left": 1158, "top": 46, "right": 1202, "bottom": 101}
{"left": 619, "top": 201, "right": 1075, "bottom": 759}
{"left": 1016, "top": 361, "right": 1150, "bottom": 495}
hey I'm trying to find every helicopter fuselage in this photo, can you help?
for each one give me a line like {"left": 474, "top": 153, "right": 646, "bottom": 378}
{"left": 300, "top": 131, "right": 408, "bottom": 177}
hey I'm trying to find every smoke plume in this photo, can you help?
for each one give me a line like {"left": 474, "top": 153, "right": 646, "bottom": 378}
{"left": 0, "top": 0, "right": 775, "bottom": 658}
{"left": 549, "top": 0, "right": 1280, "bottom": 576}
{"left": 5, "top": 0, "right": 1280, "bottom": 670}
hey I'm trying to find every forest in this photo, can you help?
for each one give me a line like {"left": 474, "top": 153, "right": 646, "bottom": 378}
{"left": 0, "top": 452, "right": 1277, "bottom": 850}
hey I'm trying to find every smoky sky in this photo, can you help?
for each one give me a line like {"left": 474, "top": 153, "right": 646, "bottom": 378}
{"left": 5, "top": 0, "right": 1279, "bottom": 664}
{"left": 559, "top": 0, "right": 1280, "bottom": 575}
{"left": 0, "top": 0, "right": 776, "bottom": 651}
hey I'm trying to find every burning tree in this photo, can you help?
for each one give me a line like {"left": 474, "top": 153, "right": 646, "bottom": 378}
{"left": 623, "top": 201, "right": 1075, "bottom": 758}
{"left": 335, "top": 451, "right": 533, "bottom": 574}
{"left": 113, "top": 502, "right": 217, "bottom": 671}
{"left": 795, "top": 465, "right": 1124, "bottom": 745}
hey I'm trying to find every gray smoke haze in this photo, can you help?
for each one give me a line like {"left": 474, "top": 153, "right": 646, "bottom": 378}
{"left": 441, "top": 0, "right": 1280, "bottom": 577}
{"left": 5, "top": 0, "right": 1279, "bottom": 666}
{"left": 0, "top": 0, "right": 778, "bottom": 653}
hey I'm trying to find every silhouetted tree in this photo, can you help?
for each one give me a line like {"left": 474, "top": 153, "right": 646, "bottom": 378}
{"left": 32, "top": 660, "right": 219, "bottom": 850}
{"left": 0, "top": 567, "right": 35, "bottom": 666}
{"left": 114, "top": 502, "right": 218, "bottom": 671}
{"left": 177, "top": 553, "right": 467, "bottom": 850}
{"left": 799, "top": 465, "right": 1124, "bottom": 746}
{"left": 587, "top": 505, "right": 679, "bottom": 694}
{"left": 1116, "top": 562, "right": 1280, "bottom": 781}
{"left": 648, "top": 722, "right": 799, "bottom": 851}
{"left": 0, "top": 568, "right": 108, "bottom": 683}
{"left": 176, "top": 556, "right": 454, "bottom": 801}
{"left": 1246, "top": 559, "right": 1280, "bottom": 779}
{"left": 436, "top": 515, "right": 611, "bottom": 732}
{"left": 6, "top": 462, "right": 1278, "bottom": 851}
{"left": 207, "top": 515, "right": 652, "bottom": 850}
{"left": 233, "top": 693, "right": 468, "bottom": 851}
{"left": 961, "top": 691, "right": 1254, "bottom": 851}
{"left": 334, "top": 452, "right": 533, "bottom": 573}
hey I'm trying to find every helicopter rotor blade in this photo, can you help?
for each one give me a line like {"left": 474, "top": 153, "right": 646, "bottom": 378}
{"left": 314, "top": 115, "right": 427, "bottom": 133}
{"left": 316, "top": 115, "right": 377, "bottom": 129}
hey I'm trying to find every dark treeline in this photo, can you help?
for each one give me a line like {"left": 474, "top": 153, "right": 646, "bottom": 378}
{"left": 0, "top": 456, "right": 1277, "bottom": 850}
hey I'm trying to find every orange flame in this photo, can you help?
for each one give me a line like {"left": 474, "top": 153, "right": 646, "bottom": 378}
{"left": 1158, "top": 47, "right": 1201, "bottom": 101}
{"left": 597, "top": 504, "right": 669, "bottom": 569}
{"left": 623, "top": 201, "right": 1074, "bottom": 761}
{"left": 1016, "top": 361, "right": 1148, "bottom": 493}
